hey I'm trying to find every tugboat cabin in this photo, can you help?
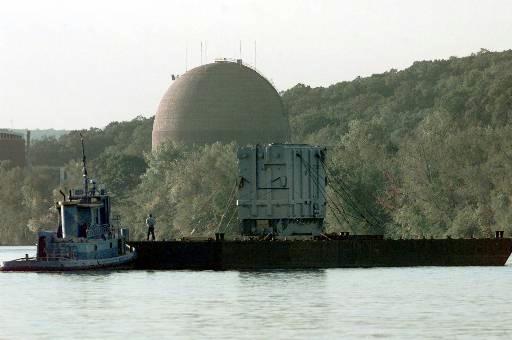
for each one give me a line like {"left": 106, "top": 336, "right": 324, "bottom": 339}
{"left": 37, "top": 185, "right": 129, "bottom": 261}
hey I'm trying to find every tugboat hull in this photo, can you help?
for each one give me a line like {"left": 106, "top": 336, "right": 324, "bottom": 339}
{"left": 129, "top": 238, "right": 512, "bottom": 270}
{"left": 1, "top": 252, "right": 136, "bottom": 272}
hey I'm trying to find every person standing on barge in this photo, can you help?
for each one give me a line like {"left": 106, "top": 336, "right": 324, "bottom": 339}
{"left": 146, "top": 214, "right": 156, "bottom": 241}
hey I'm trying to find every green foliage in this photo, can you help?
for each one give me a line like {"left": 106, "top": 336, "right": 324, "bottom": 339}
{"left": 283, "top": 50, "right": 512, "bottom": 238}
{"left": 116, "top": 142, "right": 238, "bottom": 240}
{"left": 30, "top": 116, "right": 153, "bottom": 167}
{"left": 93, "top": 151, "right": 147, "bottom": 196}
{"left": 0, "top": 164, "right": 58, "bottom": 245}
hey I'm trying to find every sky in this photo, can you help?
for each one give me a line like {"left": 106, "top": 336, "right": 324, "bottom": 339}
{"left": 1, "top": 0, "right": 512, "bottom": 130}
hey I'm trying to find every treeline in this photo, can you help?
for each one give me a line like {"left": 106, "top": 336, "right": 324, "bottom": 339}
{"left": 283, "top": 48, "right": 512, "bottom": 238}
{"left": 2, "top": 49, "right": 512, "bottom": 244}
{"left": 12, "top": 129, "right": 68, "bottom": 140}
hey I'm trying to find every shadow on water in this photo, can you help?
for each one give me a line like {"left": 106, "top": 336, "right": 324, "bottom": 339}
{"left": 238, "top": 268, "right": 326, "bottom": 276}
{"left": 34, "top": 269, "right": 129, "bottom": 277}
{"left": 238, "top": 269, "right": 327, "bottom": 288}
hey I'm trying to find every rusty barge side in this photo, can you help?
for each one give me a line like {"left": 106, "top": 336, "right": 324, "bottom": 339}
{"left": 128, "top": 237, "right": 512, "bottom": 270}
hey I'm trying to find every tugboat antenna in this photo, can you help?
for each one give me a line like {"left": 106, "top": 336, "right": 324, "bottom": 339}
{"left": 80, "top": 133, "right": 89, "bottom": 198}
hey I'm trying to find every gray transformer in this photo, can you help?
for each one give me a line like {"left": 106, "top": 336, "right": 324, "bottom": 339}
{"left": 237, "top": 144, "right": 327, "bottom": 236}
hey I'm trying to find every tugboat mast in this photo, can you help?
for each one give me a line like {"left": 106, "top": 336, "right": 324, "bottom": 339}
{"left": 80, "top": 133, "right": 89, "bottom": 198}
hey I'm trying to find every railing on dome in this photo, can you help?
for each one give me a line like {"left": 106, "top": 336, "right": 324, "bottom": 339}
{"left": 212, "top": 58, "right": 277, "bottom": 88}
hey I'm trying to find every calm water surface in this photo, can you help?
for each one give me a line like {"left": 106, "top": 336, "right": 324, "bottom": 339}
{"left": 1, "top": 246, "right": 512, "bottom": 339}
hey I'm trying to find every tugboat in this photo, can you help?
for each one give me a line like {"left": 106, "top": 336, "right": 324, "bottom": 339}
{"left": 1, "top": 135, "right": 136, "bottom": 271}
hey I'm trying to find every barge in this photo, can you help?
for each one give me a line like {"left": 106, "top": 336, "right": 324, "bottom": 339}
{"left": 129, "top": 236, "right": 512, "bottom": 270}
{"left": 128, "top": 144, "right": 512, "bottom": 270}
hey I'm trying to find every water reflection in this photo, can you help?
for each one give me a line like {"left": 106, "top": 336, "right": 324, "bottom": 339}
{"left": 2, "top": 247, "right": 512, "bottom": 339}
{"left": 239, "top": 269, "right": 326, "bottom": 279}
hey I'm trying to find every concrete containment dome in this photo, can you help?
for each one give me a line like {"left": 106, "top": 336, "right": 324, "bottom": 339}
{"left": 0, "top": 131, "right": 26, "bottom": 168}
{"left": 152, "top": 60, "right": 290, "bottom": 149}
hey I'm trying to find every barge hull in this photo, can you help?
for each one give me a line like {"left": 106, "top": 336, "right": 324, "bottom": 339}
{"left": 129, "top": 238, "right": 512, "bottom": 270}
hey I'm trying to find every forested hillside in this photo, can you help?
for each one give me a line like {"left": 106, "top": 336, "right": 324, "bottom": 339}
{"left": 2, "top": 49, "right": 512, "bottom": 244}
{"left": 283, "top": 49, "right": 512, "bottom": 238}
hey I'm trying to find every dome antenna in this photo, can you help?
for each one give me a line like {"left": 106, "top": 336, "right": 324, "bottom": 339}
{"left": 80, "top": 133, "right": 89, "bottom": 198}
{"left": 185, "top": 43, "right": 188, "bottom": 72}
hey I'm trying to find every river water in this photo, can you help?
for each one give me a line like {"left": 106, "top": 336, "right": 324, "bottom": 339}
{"left": 1, "top": 246, "right": 512, "bottom": 339}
